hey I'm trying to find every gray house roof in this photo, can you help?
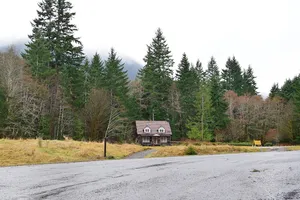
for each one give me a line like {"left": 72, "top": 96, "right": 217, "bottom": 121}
{"left": 135, "top": 121, "right": 172, "bottom": 136}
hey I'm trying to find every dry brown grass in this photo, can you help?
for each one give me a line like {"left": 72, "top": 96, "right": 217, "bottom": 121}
{"left": 286, "top": 146, "right": 300, "bottom": 151}
{"left": 148, "top": 145, "right": 260, "bottom": 158}
{"left": 0, "top": 139, "right": 146, "bottom": 167}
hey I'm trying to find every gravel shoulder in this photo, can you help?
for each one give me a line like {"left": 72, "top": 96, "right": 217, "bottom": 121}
{"left": 125, "top": 149, "right": 156, "bottom": 159}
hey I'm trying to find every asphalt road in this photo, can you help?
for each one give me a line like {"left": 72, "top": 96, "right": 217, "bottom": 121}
{"left": 1, "top": 151, "right": 300, "bottom": 200}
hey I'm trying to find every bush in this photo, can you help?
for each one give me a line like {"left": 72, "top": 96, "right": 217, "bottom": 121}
{"left": 264, "top": 142, "right": 273, "bottom": 146}
{"left": 185, "top": 146, "right": 197, "bottom": 155}
{"left": 106, "top": 155, "right": 115, "bottom": 160}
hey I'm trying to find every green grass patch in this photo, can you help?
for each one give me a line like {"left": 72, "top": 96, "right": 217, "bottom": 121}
{"left": 185, "top": 146, "right": 197, "bottom": 155}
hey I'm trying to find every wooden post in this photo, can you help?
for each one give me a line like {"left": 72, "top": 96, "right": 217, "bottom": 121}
{"left": 201, "top": 95, "right": 204, "bottom": 141}
{"left": 104, "top": 137, "right": 107, "bottom": 158}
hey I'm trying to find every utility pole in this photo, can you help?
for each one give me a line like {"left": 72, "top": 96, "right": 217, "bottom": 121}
{"left": 201, "top": 95, "right": 204, "bottom": 141}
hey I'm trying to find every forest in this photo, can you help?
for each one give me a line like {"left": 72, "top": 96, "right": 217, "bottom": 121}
{"left": 0, "top": 0, "right": 300, "bottom": 145}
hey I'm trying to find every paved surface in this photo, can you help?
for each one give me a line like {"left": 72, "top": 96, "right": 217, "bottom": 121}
{"left": 1, "top": 151, "right": 300, "bottom": 200}
{"left": 125, "top": 149, "right": 156, "bottom": 159}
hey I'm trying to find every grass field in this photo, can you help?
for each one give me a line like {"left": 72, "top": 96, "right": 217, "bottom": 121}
{"left": 286, "top": 146, "right": 300, "bottom": 151}
{"left": 0, "top": 139, "right": 146, "bottom": 167}
{"left": 148, "top": 145, "right": 261, "bottom": 158}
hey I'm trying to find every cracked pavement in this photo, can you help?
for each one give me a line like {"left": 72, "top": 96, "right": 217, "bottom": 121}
{"left": 1, "top": 151, "right": 300, "bottom": 200}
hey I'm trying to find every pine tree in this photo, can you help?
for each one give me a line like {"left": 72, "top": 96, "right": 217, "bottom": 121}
{"left": 23, "top": 0, "right": 84, "bottom": 138}
{"left": 208, "top": 58, "right": 229, "bottom": 136}
{"left": 22, "top": 32, "right": 53, "bottom": 79}
{"left": 222, "top": 56, "right": 243, "bottom": 95}
{"left": 269, "top": 83, "right": 280, "bottom": 99}
{"left": 280, "top": 79, "right": 293, "bottom": 101}
{"left": 55, "top": 0, "right": 84, "bottom": 67}
{"left": 206, "top": 57, "right": 218, "bottom": 80}
{"left": 242, "top": 66, "right": 258, "bottom": 95}
{"left": 139, "top": 28, "right": 174, "bottom": 120}
{"left": 90, "top": 52, "right": 104, "bottom": 88}
{"left": 176, "top": 53, "right": 199, "bottom": 136}
{"left": 103, "top": 48, "right": 129, "bottom": 100}
{"left": 194, "top": 59, "right": 206, "bottom": 82}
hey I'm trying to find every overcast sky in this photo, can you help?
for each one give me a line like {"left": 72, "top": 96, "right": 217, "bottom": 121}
{"left": 1, "top": 0, "right": 300, "bottom": 96}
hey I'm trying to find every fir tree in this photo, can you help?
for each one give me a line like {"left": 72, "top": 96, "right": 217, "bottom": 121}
{"left": 139, "top": 28, "right": 174, "bottom": 120}
{"left": 103, "top": 48, "right": 129, "bottom": 100}
{"left": 90, "top": 52, "right": 104, "bottom": 88}
{"left": 269, "top": 83, "right": 280, "bottom": 99}
{"left": 222, "top": 56, "right": 243, "bottom": 95}
{"left": 23, "top": 0, "right": 84, "bottom": 138}
{"left": 176, "top": 53, "right": 199, "bottom": 136}
{"left": 280, "top": 79, "right": 293, "bottom": 101}
{"left": 194, "top": 59, "right": 206, "bottom": 82}
{"left": 208, "top": 58, "right": 229, "bottom": 135}
{"left": 206, "top": 57, "right": 218, "bottom": 80}
{"left": 22, "top": 32, "right": 53, "bottom": 79}
{"left": 242, "top": 66, "right": 258, "bottom": 95}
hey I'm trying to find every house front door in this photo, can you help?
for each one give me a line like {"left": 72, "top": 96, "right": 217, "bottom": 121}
{"left": 153, "top": 137, "right": 159, "bottom": 145}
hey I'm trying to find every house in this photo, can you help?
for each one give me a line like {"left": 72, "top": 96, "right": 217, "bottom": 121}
{"left": 135, "top": 121, "right": 172, "bottom": 146}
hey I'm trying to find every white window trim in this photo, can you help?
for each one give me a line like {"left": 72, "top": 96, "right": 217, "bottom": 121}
{"left": 144, "top": 127, "right": 151, "bottom": 133}
{"left": 158, "top": 127, "right": 165, "bottom": 133}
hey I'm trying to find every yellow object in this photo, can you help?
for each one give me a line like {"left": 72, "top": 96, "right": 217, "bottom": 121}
{"left": 253, "top": 140, "right": 262, "bottom": 146}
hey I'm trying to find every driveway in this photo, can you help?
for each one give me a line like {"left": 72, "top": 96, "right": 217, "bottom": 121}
{"left": 1, "top": 151, "right": 300, "bottom": 200}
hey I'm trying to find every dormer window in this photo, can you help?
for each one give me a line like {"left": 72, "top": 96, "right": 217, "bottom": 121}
{"left": 144, "top": 127, "right": 151, "bottom": 133}
{"left": 158, "top": 127, "right": 165, "bottom": 133}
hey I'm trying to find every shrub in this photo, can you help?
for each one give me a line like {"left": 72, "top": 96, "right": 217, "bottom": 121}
{"left": 107, "top": 155, "right": 115, "bottom": 159}
{"left": 264, "top": 142, "right": 273, "bottom": 146}
{"left": 185, "top": 146, "right": 197, "bottom": 155}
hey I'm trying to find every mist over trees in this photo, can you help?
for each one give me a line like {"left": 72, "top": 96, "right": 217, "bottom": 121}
{"left": 1, "top": 0, "right": 299, "bottom": 144}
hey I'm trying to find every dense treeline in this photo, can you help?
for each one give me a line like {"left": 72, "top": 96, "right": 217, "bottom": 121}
{"left": 0, "top": 0, "right": 299, "bottom": 144}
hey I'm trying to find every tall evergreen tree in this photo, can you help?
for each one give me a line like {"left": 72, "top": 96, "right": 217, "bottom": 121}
{"left": 90, "top": 52, "right": 104, "bottom": 88}
{"left": 22, "top": 32, "right": 53, "bottom": 79}
{"left": 206, "top": 57, "right": 218, "bottom": 80}
{"left": 23, "top": 0, "right": 84, "bottom": 138}
{"left": 280, "top": 79, "right": 294, "bottom": 101}
{"left": 242, "top": 66, "right": 258, "bottom": 95}
{"left": 103, "top": 48, "right": 129, "bottom": 100}
{"left": 176, "top": 53, "right": 199, "bottom": 136}
{"left": 269, "top": 83, "right": 280, "bottom": 99}
{"left": 222, "top": 56, "right": 243, "bottom": 95}
{"left": 139, "top": 28, "right": 174, "bottom": 120}
{"left": 208, "top": 58, "right": 229, "bottom": 136}
{"left": 194, "top": 59, "right": 206, "bottom": 83}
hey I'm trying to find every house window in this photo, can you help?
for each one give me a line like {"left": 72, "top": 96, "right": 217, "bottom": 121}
{"left": 142, "top": 137, "right": 150, "bottom": 143}
{"left": 161, "top": 137, "right": 167, "bottom": 143}
{"left": 144, "top": 127, "right": 151, "bottom": 133}
{"left": 158, "top": 127, "right": 165, "bottom": 133}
